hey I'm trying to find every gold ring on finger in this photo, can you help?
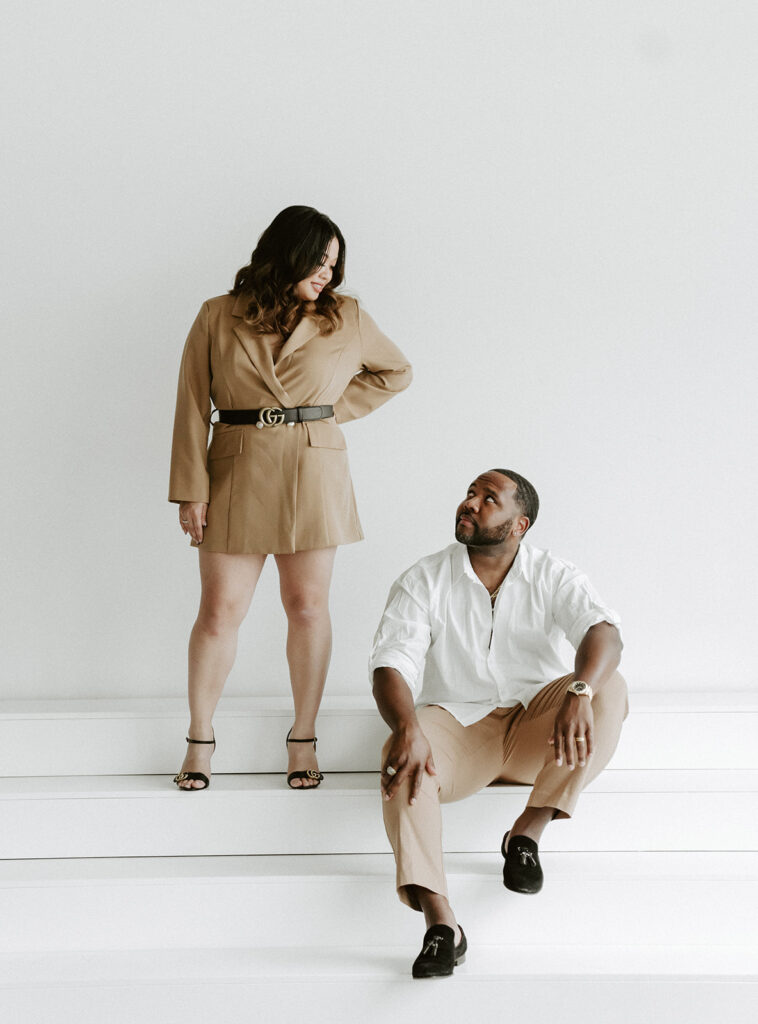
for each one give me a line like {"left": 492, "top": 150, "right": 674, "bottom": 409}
{"left": 575, "top": 737, "right": 586, "bottom": 743}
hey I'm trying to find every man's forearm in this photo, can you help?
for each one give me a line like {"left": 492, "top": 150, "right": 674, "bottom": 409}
{"left": 373, "top": 666, "right": 436, "bottom": 801}
{"left": 372, "top": 666, "right": 421, "bottom": 734}
{"left": 574, "top": 621, "right": 623, "bottom": 691}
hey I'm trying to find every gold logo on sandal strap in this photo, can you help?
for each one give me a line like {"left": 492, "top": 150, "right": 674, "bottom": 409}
{"left": 256, "top": 407, "right": 286, "bottom": 428}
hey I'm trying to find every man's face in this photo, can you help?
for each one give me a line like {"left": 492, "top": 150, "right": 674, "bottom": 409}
{"left": 454, "top": 471, "right": 524, "bottom": 547}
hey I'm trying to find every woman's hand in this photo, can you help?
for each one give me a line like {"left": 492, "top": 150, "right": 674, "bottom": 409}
{"left": 179, "top": 502, "right": 208, "bottom": 544}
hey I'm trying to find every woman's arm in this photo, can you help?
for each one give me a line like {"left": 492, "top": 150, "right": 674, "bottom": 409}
{"left": 333, "top": 303, "right": 412, "bottom": 423}
{"left": 169, "top": 302, "right": 212, "bottom": 505}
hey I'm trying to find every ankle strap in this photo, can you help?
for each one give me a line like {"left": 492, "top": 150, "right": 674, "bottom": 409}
{"left": 286, "top": 735, "right": 317, "bottom": 743}
{"left": 186, "top": 736, "right": 215, "bottom": 745}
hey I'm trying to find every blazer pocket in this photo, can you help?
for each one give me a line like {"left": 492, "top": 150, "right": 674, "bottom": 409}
{"left": 208, "top": 428, "right": 244, "bottom": 459}
{"left": 305, "top": 419, "right": 347, "bottom": 450}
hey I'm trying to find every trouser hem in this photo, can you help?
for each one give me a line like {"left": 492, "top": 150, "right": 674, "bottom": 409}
{"left": 527, "top": 786, "right": 577, "bottom": 819}
{"left": 396, "top": 869, "right": 449, "bottom": 911}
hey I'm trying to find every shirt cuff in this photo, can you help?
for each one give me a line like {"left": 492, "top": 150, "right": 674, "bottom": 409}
{"left": 369, "top": 654, "right": 421, "bottom": 698}
{"left": 567, "top": 610, "right": 622, "bottom": 651}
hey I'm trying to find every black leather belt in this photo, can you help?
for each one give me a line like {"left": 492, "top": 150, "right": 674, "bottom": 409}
{"left": 217, "top": 405, "right": 334, "bottom": 429}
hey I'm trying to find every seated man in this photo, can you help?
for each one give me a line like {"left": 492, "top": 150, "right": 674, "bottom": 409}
{"left": 370, "top": 468, "right": 627, "bottom": 979}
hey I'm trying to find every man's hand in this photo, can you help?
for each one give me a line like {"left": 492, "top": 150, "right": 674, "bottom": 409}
{"left": 381, "top": 725, "right": 436, "bottom": 804}
{"left": 549, "top": 694, "right": 594, "bottom": 770}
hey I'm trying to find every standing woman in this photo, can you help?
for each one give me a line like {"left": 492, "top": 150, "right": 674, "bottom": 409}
{"left": 169, "top": 206, "right": 412, "bottom": 790}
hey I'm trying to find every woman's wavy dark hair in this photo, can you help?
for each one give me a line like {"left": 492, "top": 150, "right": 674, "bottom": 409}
{"left": 230, "top": 206, "right": 346, "bottom": 336}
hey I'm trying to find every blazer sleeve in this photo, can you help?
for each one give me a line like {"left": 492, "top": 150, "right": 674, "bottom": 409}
{"left": 332, "top": 303, "right": 412, "bottom": 424}
{"left": 168, "top": 302, "right": 212, "bottom": 504}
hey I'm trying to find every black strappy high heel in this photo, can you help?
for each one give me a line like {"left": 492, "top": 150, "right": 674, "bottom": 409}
{"left": 285, "top": 728, "right": 324, "bottom": 789}
{"left": 173, "top": 735, "right": 216, "bottom": 790}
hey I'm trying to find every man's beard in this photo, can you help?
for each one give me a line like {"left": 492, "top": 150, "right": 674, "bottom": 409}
{"left": 455, "top": 517, "right": 513, "bottom": 547}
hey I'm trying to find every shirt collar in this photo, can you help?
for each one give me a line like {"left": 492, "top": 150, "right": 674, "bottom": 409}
{"left": 450, "top": 541, "right": 532, "bottom": 586}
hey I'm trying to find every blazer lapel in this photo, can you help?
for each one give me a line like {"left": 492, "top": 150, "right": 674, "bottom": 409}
{"left": 231, "top": 293, "right": 290, "bottom": 405}
{"left": 275, "top": 314, "right": 320, "bottom": 367}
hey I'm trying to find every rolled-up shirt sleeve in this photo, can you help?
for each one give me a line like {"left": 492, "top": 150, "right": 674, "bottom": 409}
{"left": 369, "top": 577, "right": 432, "bottom": 698}
{"left": 551, "top": 565, "right": 622, "bottom": 650}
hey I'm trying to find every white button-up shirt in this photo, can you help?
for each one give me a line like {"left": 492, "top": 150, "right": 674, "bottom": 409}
{"left": 370, "top": 542, "right": 621, "bottom": 727}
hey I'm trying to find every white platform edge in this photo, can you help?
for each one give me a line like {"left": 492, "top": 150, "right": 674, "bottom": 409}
{"left": 1, "top": 692, "right": 756, "bottom": 718}
{"left": 1, "top": 769, "right": 756, "bottom": 798}
{"left": 0, "top": 944, "right": 756, "bottom": 982}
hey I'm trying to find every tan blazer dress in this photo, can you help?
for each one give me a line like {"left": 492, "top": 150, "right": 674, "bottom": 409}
{"left": 169, "top": 293, "right": 412, "bottom": 554}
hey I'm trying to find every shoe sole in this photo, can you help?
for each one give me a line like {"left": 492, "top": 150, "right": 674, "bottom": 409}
{"left": 412, "top": 953, "right": 465, "bottom": 979}
{"left": 503, "top": 873, "right": 543, "bottom": 894}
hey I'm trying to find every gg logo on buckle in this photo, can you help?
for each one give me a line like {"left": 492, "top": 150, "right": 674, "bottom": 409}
{"left": 256, "top": 407, "right": 286, "bottom": 429}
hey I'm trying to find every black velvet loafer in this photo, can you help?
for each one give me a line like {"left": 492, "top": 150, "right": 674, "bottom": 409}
{"left": 412, "top": 924, "right": 467, "bottom": 978}
{"left": 501, "top": 831, "right": 544, "bottom": 894}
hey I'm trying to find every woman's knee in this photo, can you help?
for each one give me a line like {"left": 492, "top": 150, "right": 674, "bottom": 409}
{"left": 280, "top": 589, "right": 330, "bottom": 625}
{"left": 196, "top": 592, "right": 249, "bottom": 635}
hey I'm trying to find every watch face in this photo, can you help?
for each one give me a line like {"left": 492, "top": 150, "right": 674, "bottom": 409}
{"left": 571, "top": 682, "right": 588, "bottom": 694}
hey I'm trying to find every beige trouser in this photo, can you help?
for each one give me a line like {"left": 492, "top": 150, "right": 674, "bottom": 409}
{"left": 382, "top": 672, "right": 628, "bottom": 910}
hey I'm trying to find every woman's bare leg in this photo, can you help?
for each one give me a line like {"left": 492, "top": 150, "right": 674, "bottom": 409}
{"left": 176, "top": 550, "right": 266, "bottom": 789}
{"left": 274, "top": 547, "right": 336, "bottom": 787}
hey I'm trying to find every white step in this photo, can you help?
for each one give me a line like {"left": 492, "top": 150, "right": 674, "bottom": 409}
{"left": 1, "top": 770, "right": 756, "bottom": 858}
{"left": 0, "top": 946, "right": 756, "bottom": 1024}
{"left": 1, "top": 852, "right": 756, "bottom": 954}
{"left": 0, "top": 693, "right": 754, "bottom": 776}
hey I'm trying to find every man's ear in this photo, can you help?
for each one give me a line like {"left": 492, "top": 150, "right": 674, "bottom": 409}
{"left": 513, "top": 516, "right": 530, "bottom": 539}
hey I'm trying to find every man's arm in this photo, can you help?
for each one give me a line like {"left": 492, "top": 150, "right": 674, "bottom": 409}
{"left": 574, "top": 620, "right": 623, "bottom": 689}
{"left": 550, "top": 621, "right": 623, "bottom": 770}
{"left": 373, "top": 667, "right": 436, "bottom": 804}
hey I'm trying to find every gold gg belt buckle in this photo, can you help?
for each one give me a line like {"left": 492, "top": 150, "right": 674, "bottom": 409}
{"left": 256, "top": 407, "right": 286, "bottom": 429}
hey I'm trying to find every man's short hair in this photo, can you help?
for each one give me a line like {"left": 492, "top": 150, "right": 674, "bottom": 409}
{"left": 490, "top": 469, "right": 539, "bottom": 531}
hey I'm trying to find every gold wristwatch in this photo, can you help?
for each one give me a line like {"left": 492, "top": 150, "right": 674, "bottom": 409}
{"left": 567, "top": 679, "right": 593, "bottom": 700}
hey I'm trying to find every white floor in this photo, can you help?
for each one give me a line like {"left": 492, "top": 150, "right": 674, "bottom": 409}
{"left": 0, "top": 694, "right": 756, "bottom": 1023}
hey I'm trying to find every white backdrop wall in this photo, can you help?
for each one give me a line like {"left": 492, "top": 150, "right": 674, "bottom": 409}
{"left": 1, "top": 1, "right": 755, "bottom": 700}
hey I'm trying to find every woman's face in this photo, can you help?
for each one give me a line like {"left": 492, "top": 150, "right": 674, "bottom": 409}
{"left": 294, "top": 236, "right": 339, "bottom": 302}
